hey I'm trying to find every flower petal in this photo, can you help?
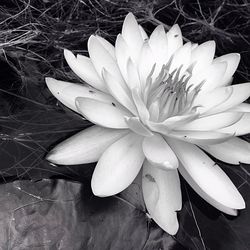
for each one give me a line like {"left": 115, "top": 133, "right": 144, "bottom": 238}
{"left": 131, "top": 88, "right": 150, "bottom": 122}
{"left": 91, "top": 132, "right": 144, "bottom": 196}
{"left": 126, "top": 58, "right": 141, "bottom": 89}
{"left": 190, "top": 41, "right": 215, "bottom": 74}
{"left": 177, "top": 112, "right": 243, "bottom": 131}
{"left": 142, "top": 160, "right": 182, "bottom": 235}
{"left": 149, "top": 25, "right": 168, "bottom": 64}
{"left": 102, "top": 69, "right": 137, "bottom": 114}
{"left": 95, "top": 35, "right": 116, "bottom": 58}
{"left": 46, "top": 77, "right": 113, "bottom": 113}
{"left": 76, "top": 97, "right": 131, "bottom": 128}
{"left": 46, "top": 126, "right": 128, "bottom": 165}
{"left": 218, "top": 113, "right": 250, "bottom": 136}
{"left": 88, "top": 35, "right": 125, "bottom": 85}
{"left": 179, "top": 162, "right": 238, "bottom": 216}
{"left": 166, "top": 24, "right": 183, "bottom": 59}
{"left": 188, "top": 61, "right": 227, "bottom": 91}
{"left": 201, "top": 137, "right": 250, "bottom": 165}
{"left": 115, "top": 34, "right": 131, "bottom": 83}
{"left": 125, "top": 116, "right": 153, "bottom": 137}
{"left": 64, "top": 49, "right": 107, "bottom": 92}
{"left": 167, "top": 130, "right": 233, "bottom": 145}
{"left": 167, "top": 138, "right": 245, "bottom": 210}
{"left": 138, "top": 41, "right": 156, "bottom": 88}
{"left": 170, "top": 42, "right": 191, "bottom": 75}
{"left": 142, "top": 134, "right": 179, "bottom": 170}
{"left": 213, "top": 53, "right": 240, "bottom": 86}
{"left": 230, "top": 103, "right": 250, "bottom": 112}
{"left": 195, "top": 83, "right": 250, "bottom": 115}
{"left": 122, "top": 13, "right": 144, "bottom": 63}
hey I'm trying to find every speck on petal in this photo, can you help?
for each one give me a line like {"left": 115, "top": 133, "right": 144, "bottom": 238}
{"left": 91, "top": 132, "right": 145, "bottom": 197}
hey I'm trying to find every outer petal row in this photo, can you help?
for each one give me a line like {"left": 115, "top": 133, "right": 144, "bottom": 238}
{"left": 167, "top": 138, "right": 245, "bottom": 212}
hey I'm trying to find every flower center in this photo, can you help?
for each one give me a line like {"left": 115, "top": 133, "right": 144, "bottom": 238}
{"left": 126, "top": 59, "right": 204, "bottom": 136}
{"left": 146, "top": 60, "right": 203, "bottom": 122}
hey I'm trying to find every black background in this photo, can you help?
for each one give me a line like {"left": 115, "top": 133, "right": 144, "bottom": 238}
{"left": 0, "top": 0, "right": 250, "bottom": 249}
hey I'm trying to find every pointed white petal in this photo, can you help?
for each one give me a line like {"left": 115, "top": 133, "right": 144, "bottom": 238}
{"left": 102, "top": 69, "right": 137, "bottom": 114}
{"left": 167, "top": 130, "right": 233, "bottom": 145}
{"left": 142, "top": 161, "right": 182, "bottom": 235}
{"left": 122, "top": 13, "right": 144, "bottom": 62}
{"left": 115, "top": 34, "right": 131, "bottom": 83}
{"left": 147, "top": 113, "right": 199, "bottom": 135}
{"left": 76, "top": 97, "right": 131, "bottom": 128}
{"left": 167, "top": 138, "right": 245, "bottom": 210}
{"left": 201, "top": 137, "right": 250, "bottom": 165}
{"left": 95, "top": 35, "right": 115, "bottom": 58}
{"left": 125, "top": 116, "right": 153, "bottom": 137}
{"left": 195, "top": 83, "right": 250, "bottom": 115}
{"left": 170, "top": 42, "right": 191, "bottom": 74}
{"left": 91, "top": 133, "right": 144, "bottom": 196}
{"left": 177, "top": 112, "right": 243, "bottom": 131}
{"left": 142, "top": 134, "right": 179, "bottom": 169}
{"left": 46, "top": 126, "right": 128, "bottom": 165}
{"left": 208, "top": 83, "right": 250, "bottom": 113}
{"left": 213, "top": 53, "right": 240, "bottom": 86}
{"left": 126, "top": 58, "right": 141, "bottom": 89}
{"left": 149, "top": 101, "right": 160, "bottom": 122}
{"left": 229, "top": 103, "right": 250, "bottom": 112}
{"left": 166, "top": 24, "right": 183, "bottom": 59}
{"left": 88, "top": 35, "right": 125, "bottom": 85}
{"left": 179, "top": 162, "right": 238, "bottom": 216}
{"left": 64, "top": 49, "right": 107, "bottom": 92}
{"left": 190, "top": 41, "right": 215, "bottom": 74}
{"left": 138, "top": 42, "right": 156, "bottom": 88}
{"left": 188, "top": 61, "right": 227, "bottom": 91}
{"left": 218, "top": 113, "right": 250, "bottom": 136}
{"left": 131, "top": 88, "right": 150, "bottom": 122}
{"left": 149, "top": 25, "right": 168, "bottom": 64}
{"left": 46, "top": 77, "right": 113, "bottom": 113}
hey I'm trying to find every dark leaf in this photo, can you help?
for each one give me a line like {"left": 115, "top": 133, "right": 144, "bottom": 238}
{"left": 0, "top": 179, "right": 186, "bottom": 250}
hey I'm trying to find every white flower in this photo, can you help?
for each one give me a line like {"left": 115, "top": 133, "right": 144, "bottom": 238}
{"left": 45, "top": 13, "right": 250, "bottom": 235}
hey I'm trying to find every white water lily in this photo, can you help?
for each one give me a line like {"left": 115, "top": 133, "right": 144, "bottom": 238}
{"left": 45, "top": 13, "right": 250, "bottom": 235}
